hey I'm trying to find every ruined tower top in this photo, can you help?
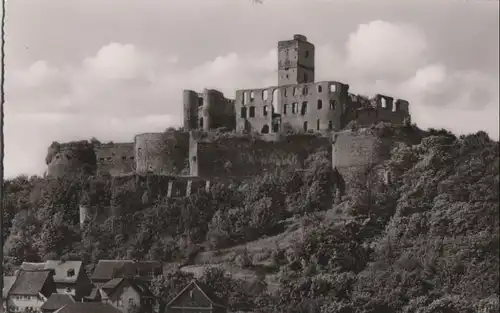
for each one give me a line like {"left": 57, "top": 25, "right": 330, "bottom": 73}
{"left": 277, "top": 34, "right": 315, "bottom": 86}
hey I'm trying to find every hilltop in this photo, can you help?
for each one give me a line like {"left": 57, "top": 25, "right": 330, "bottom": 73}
{"left": 3, "top": 123, "right": 499, "bottom": 312}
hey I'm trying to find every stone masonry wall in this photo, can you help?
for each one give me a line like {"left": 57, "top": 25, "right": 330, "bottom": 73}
{"left": 95, "top": 142, "right": 135, "bottom": 176}
{"left": 134, "top": 131, "right": 190, "bottom": 175}
{"left": 190, "top": 131, "right": 331, "bottom": 178}
{"left": 46, "top": 141, "right": 97, "bottom": 177}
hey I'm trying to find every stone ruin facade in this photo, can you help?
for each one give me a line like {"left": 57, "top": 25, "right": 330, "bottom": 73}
{"left": 183, "top": 34, "right": 410, "bottom": 134}
{"left": 45, "top": 34, "right": 412, "bottom": 201}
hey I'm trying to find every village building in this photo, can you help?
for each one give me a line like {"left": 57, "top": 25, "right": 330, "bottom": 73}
{"left": 5, "top": 269, "right": 57, "bottom": 313}
{"left": 86, "top": 277, "right": 156, "bottom": 313}
{"left": 20, "top": 260, "right": 93, "bottom": 300}
{"left": 40, "top": 293, "right": 75, "bottom": 313}
{"left": 90, "top": 260, "right": 163, "bottom": 285}
{"left": 164, "top": 280, "right": 227, "bottom": 313}
{"left": 53, "top": 302, "right": 122, "bottom": 313}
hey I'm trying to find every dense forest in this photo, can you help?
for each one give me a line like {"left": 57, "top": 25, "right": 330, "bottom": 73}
{"left": 2, "top": 123, "right": 499, "bottom": 313}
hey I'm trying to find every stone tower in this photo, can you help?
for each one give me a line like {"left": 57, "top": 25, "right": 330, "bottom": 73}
{"left": 277, "top": 34, "right": 315, "bottom": 86}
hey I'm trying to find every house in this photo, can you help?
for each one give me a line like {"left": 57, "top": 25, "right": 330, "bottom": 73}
{"left": 40, "top": 293, "right": 75, "bottom": 313}
{"left": 53, "top": 302, "right": 122, "bottom": 313}
{"left": 92, "top": 277, "right": 156, "bottom": 313}
{"left": 165, "top": 280, "right": 227, "bottom": 313}
{"left": 6, "top": 269, "right": 57, "bottom": 313}
{"left": 2, "top": 276, "right": 16, "bottom": 312}
{"left": 20, "top": 260, "right": 93, "bottom": 300}
{"left": 90, "top": 260, "right": 163, "bottom": 285}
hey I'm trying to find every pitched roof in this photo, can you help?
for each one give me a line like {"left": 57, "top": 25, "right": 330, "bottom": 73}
{"left": 100, "top": 277, "right": 155, "bottom": 299}
{"left": 84, "top": 287, "right": 102, "bottom": 301}
{"left": 91, "top": 260, "right": 162, "bottom": 281}
{"left": 8, "top": 269, "right": 54, "bottom": 296}
{"left": 54, "top": 302, "right": 122, "bottom": 313}
{"left": 166, "top": 280, "right": 226, "bottom": 308}
{"left": 3, "top": 276, "right": 16, "bottom": 298}
{"left": 21, "top": 260, "right": 83, "bottom": 284}
{"left": 40, "top": 293, "right": 75, "bottom": 311}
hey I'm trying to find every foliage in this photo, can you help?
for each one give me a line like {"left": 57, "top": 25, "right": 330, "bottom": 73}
{"left": 2, "top": 128, "right": 498, "bottom": 313}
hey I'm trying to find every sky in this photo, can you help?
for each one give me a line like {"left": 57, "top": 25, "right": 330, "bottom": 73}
{"left": 2, "top": 0, "right": 499, "bottom": 178}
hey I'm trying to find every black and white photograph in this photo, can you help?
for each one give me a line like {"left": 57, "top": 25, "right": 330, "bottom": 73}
{"left": 0, "top": 0, "right": 499, "bottom": 312}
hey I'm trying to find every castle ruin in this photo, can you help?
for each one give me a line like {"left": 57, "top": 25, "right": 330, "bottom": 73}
{"left": 45, "top": 35, "right": 412, "bottom": 200}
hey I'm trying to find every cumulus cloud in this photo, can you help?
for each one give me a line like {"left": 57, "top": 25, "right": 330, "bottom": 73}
{"left": 5, "top": 20, "right": 499, "bottom": 178}
{"left": 345, "top": 20, "right": 428, "bottom": 80}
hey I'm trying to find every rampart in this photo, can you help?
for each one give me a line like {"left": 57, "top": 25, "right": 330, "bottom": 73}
{"left": 189, "top": 131, "right": 332, "bottom": 178}
{"left": 134, "top": 131, "right": 190, "bottom": 175}
{"left": 95, "top": 142, "right": 135, "bottom": 176}
{"left": 46, "top": 141, "right": 97, "bottom": 178}
{"left": 332, "top": 124, "right": 421, "bottom": 196}
{"left": 183, "top": 89, "right": 235, "bottom": 131}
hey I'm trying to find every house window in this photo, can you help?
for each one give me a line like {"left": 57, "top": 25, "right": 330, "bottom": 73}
{"left": 240, "top": 107, "right": 247, "bottom": 118}
{"left": 328, "top": 121, "right": 333, "bottom": 130}
{"left": 318, "top": 85, "right": 322, "bottom": 93}
{"left": 189, "top": 290, "right": 194, "bottom": 299}
{"left": 249, "top": 106, "right": 255, "bottom": 118}
{"left": 316, "top": 119, "right": 320, "bottom": 130}
{"left": 303, "top": 121, "right": 308, "bottom": 132}
{"left": 67, "top": 268, "right": 75, "bottom": 277}
{"left": 305, "top": 50, "right": 309, "bottom": 58}
{"left": 292, "top": 103, "right": 297, "bottom": 114}
{"left": 303, "top": 86, "right": 308, "bottom": 95}
{"left": 317, "top": 99, "right": 322, "bottom": 110}
{"left": 263, "top": 105, "right": 269, "bottom": 116}
{"left": 283, "top": 104, "right": 288, "bottom": 115}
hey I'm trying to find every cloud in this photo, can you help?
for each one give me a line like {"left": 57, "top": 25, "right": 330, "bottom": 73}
{"left": 345, "top": 20, "right": 428, "bottom": 80}
{"left": 5, "top": 20, "right": 499, "bottom": 178}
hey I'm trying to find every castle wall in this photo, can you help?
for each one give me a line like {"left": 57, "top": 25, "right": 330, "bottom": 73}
{"left": 134, "top": 131, "right": 190, "bottom": 175}
{"left": 183, "top": 89, "right": 235, "bottom": 131}
{"left": 190, "top": 131, "right": 331, "bottom": 178}
{"left": 332, "top": 130, "right": 393, "bottom": 195}
{"left": 234, "top": 81, "right": 349, "bottom": 134}
{"left": 346, "top": 94, "right": 411, "bottom": 127}
{"left": 95, "top": 143, "right": 135, "bottom": 176}
{"left": 46, "top": 141, "right": 97, "bottom": 178}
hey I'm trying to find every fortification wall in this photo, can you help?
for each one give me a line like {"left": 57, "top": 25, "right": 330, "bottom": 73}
{"left": 332, "top": 125, "right": 420, "bottom": 195}
{"left": 46, "top": 141, "right": 97, "bottom": 177}
{"left": 234, "top": 81, "right": 349, "bottom": 134}
{"left": 190, "top": 131, "right": 331, "bottom": 178}
{"left": 183, "top": 89, "right": 235, "bottom": 131}
{"left": 134, "top": 131, "right": 190, "bottom": 175}
{"left": 346, "top": 94, "right": 411, "bottom": 127}
{"left": 332, "top": 130, "right": 392, "bottom": 196}
{"left": 110, "top": 174, "right": 210, "bottom": 205}
{"left": 95, "top": 142, "right": 135, "bottom": 176}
